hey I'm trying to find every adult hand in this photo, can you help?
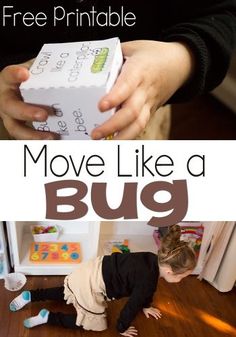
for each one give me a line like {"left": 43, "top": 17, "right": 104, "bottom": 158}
{"left": 143, "top": 307, "right": 162, "bottom": 319}
{"left": 92, "top": 40, "right": 195, "bottom": 140}
{"left": 120, "top": 326, "right": 138, "bottom": 337}
{"left": 0, "top": 60, "right": 57, "bottom": 140}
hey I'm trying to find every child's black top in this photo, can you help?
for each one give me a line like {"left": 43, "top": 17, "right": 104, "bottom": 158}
{"left": 0, "top": 0, "right": 236, "bottom": 102}
{"left": 102, "top": 252, "right": 159, "bottom": 333}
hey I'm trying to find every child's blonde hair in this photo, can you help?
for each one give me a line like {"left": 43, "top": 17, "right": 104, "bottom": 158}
{"left": 158, "top": 225, "right": 197, "bottom": 274}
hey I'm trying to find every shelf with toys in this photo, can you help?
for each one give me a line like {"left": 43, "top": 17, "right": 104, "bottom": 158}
{"left": 6, "top": 221, "right": 236, "bottom": 292}
{"left": 6, "top": 221, "right": 159, "bottom": 275}
{"left": 6, "top": 221, "right": 211, "bottom": 276}
{"left": 6, "top": 221, "right": 100, "bottom": 275}
{"left": 98, "top": 221, "right": 157, "bottom": 255}
{"left": 7, "top": 221, "right": 205, "bottom": 275}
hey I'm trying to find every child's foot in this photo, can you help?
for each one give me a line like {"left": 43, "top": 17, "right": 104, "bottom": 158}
{"left": 9, "top": 291, "right": 31, "bottom": 311}
{"left": 24, "top": 309, "right": 49, "bottom": 328}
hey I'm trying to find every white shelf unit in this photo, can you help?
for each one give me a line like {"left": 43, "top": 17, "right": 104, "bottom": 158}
{"left": 0, "top": 222, "right": 10, "bottom": 279}
{"left": 6, "top": 221, "right": 100, "bottom": 275}
{"left": 7, "top": 221, "right": 157, "bottom": 275}
{"left": 6, "top": 221, "right": 236, "bottom": 291}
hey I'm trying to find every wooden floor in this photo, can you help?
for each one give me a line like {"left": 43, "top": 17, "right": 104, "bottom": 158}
{"left": 0, "top": 275, "right": 235, "bottom": 337}
{"left": 170, "top": 94, "right": 236, "bottom": 140}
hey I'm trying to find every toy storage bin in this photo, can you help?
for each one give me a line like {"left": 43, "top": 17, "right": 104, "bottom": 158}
{"left": 31, "top": 224, "right": 60, "bottom": 242}
{"left": 6, "top": 221, "right": 100, "bottom": 275}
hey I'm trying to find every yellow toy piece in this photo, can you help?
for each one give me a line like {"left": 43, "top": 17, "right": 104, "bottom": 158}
{"left": 112, "top": 246, "right": 122, "bottom": 253}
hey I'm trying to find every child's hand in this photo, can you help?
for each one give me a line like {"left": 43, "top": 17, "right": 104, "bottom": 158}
{"left": 143, "top": 307, "right": 162, "bottom": 319}
{"left": 92, "top": 40, "right": 195, "bottom": 140}
{"left": 120, "top": 326, "right": 138, "bottom": 337}
{"left": 0, "top": 61, "right": 57, "bottom": 140}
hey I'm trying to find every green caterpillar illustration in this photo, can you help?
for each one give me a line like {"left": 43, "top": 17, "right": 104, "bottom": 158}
{"left": 91, "top": 48, "right": 109, "bottom": 73}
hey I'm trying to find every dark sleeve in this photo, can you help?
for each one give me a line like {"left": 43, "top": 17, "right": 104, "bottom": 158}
{"left": 116, "top": 284, "right": 154, "bottom": 333}
{"left": 142, "top": 293, "right": 154, "bottom": 309}
{"left": 161, "top": 0, "right": 236, "bottom": 102}
{"left": 0, "top": 51, "right": 37, "bottom": 71}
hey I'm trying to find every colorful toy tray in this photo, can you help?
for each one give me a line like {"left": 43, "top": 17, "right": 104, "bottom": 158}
{"left": 103, "top": 239, "right": 130, "bottom": 254}
{"left": 29, "top": 242, "right": 81, "bottom": 263}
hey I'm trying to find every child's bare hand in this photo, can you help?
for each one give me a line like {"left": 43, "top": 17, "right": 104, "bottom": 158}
{"left": 92, "top": 40, "right": 195, "bottom": 140}
{"left": 120, "top": 326, "right": 138, "bottom": 337}
{"left": 0, "top": 61, "right": 57, "bottom": 140}
{"left": 143, "top": 307, "right": 162, "bottom": 319}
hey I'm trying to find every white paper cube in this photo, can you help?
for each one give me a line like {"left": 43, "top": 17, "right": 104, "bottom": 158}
{"left": 20, "top": 38, "right": 123, "bottom": 139}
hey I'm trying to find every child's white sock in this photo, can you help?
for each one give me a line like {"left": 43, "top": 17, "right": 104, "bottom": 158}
{"left": 9, "top": 291, "right": 31, "bottom": 311}
{"left": 24, "top": 309, "right": 49, "bottom": 328}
